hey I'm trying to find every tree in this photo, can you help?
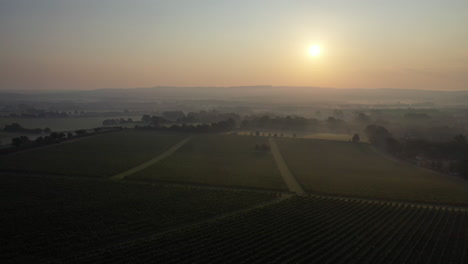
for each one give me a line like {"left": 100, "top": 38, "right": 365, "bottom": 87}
{"left": 11, "top": 137, "right": 22, "bottom": 147}
{"left": 364, "top": 124, "right": 398, "bottom": 152}
{"left": 150, "top": 116, "right": 168, "bottom": 126}
{"left": 4, "top": 123, "right": 22, "bottom": 132}
{"left": 162, "top": 111, "right": 185, "bottom": 121}
{"left": 141, "top": 114, "right": 151, "bottom": 123}
{"left": 75, "top": 129, "right": 87, "bottom": 135}
{"left": 355, "top": 112, "right": 370, "bottom": 123}
{"left": 352, "top": 133, "right": 360, "bottom": 143}
{"left": 364, "top": 125, "right": 391, "bottom": 145}
{"left": 456, "top": 159, "right": 468, "bottom": 179}
{"left": 11, "top": 136, "right": 30, "bottom": 147}
{"left": 333, "top": 109, "right": 344, "bottom": 118}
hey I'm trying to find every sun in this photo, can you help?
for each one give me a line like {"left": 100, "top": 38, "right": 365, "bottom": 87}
{"left": 308, "top": 45, "right": 321, "bottom": 57}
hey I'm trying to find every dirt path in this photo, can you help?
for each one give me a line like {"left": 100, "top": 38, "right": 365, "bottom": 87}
{"left": 110, "top": 136, "right": 192, "bottom": 180}
{"left": 269, "top": 138, "right": 306, "bottom": 195}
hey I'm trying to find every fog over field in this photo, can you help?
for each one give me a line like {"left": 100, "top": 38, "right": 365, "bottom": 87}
{"left": 2, "top": 85, "right": 468, "bottom": 263}
{"left": 1, "top": 0, "right": 468, "bottom": 263}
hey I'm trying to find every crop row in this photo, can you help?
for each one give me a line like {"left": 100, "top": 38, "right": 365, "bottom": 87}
{"left": 0, "top": 175, "right": 279, "bottom": 263}
{"left": 69, "top": 196, "right": 468, "bottom": 264}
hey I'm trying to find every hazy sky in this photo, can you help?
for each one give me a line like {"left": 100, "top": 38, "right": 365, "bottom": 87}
{"left": 1, "top": 0, "right": 467, "bottom": 90}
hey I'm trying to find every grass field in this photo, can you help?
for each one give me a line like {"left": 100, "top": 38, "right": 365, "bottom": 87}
{"left": 0, "top": 130, "right": 185, "bottom": 177}
{"left": 0, "top": 174, "right": 278, "bottom": 263}
{"left": 278, "top": 138, "right": 468, "bottom": 204}
{"left": 129, "top": 135, "right": 287, "bottom": 190}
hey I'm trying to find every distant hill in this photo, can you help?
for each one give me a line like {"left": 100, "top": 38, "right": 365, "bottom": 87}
{"left": 1, "top": 86, "right": 467, "bottom": 105}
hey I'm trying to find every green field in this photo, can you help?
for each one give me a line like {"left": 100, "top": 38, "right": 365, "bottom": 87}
{"left": 278, "top": 138, "right": 468, "bottom": 204}
{"left": 0, "top": 130, "right": 185, "bottom": 177}
{"left": 129, "top": 135, "right": 287, "bottom": 190}
{"left": 0, "top": 174, "right": 278, "bottom": 262}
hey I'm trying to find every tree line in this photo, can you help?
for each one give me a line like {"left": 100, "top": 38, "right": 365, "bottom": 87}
{"left": 3, "top": 123, "right": 51, "bottom": 134}
{"left": 2, "top": 127, "right": 122, "bottom": 154}
{"left": 102, "top": 118, "right": 136, "bottom": 126}
{"left": 137, "top": 118, "right": 236, "bottom": 133}
{"left": 364, "top": 124, "right": 468, "bottom": 179}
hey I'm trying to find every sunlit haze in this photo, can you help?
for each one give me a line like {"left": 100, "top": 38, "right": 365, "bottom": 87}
{"left": 1, "top": 0, "right": 467, "bottom": 90}
{"left": 308, "top": 45, "right": 321, "bottom": 57}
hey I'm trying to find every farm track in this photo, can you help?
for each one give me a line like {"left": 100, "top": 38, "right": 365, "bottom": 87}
{"left": 269, "top": 137, "right": 306, "bottom": 195}
{"left": 110, "top": 136, "right": 192, "bottom": 180}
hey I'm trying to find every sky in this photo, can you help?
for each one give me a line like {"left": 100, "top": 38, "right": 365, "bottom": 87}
{"left": 1, "top": 0, "right": 467, "bottom": 91}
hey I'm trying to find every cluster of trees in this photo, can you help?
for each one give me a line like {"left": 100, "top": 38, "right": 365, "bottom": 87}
{"left": 141, "top": 115, "right": 171, "bottom": 126}
{"left": 138, "top": 118, "right": 236, "bottom": 133}
{"left": 241, "top": 116, "right": 314, "bottom": 131}
{"left": 240, "top": 115, "right": 350, "bottom": 134}
{"left": 404, "top": 113, "right": 431, "bottom": 120}
{"left": 8, "top": 127, "right": 119, "bottom": 149}
{"left": 176, "top": 111, "right": 241, "bottom": 124}
{"left": 4, "top": 123, "right": 51, "bottom": 134}
{"left": 352, "top": 134, "right": 360, "bottom": 142}
{"left": 401, "top": 135, "right": 468, "bottom": 178}
{"left": 141, "top": 110, "right": 241, "bottom": 125}
{"left": 8, "top": 110, "right": 68, "bottom": 118}
{"left": 364, "top": 125, "right": 399, "bottom": 153}
{"left": 11, "top": 132, "right": 68, "bottom": 147}
{"left": 248, "top": 131, "right": 290, "bottom": 137}
{"left": 364, "top": 124, "right": 468, "bottom": 179}
{"left": 102, "top": 118, "right": 134, "bottom": 126}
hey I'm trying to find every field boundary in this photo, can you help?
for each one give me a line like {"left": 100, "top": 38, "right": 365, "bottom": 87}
{"left": 307, "top": 193, "right": 468, "bottom": 212}
{"left": 127, "top": 178, "right": 289, "bottom": 194}
{"left": 0, "top": 171, "right": 290, "bottom": 195}
{"left": 110, "top": 136, "right": 192, "bottom": 180}
{"left": 269, "top": 137, "right": 306, "bottom": 195}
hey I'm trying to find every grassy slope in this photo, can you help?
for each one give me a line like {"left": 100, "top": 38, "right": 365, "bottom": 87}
{"left": 129, "top": 135, "right": 287, "bottom": 190}
{"left": 0, "top": 130, "right": 185, "bottom": 177}
{"left": 278, "top": 138, "right": 468, "bottom": 204}
{"left": 0, "top": 174, "right": 278, "bottom": 262}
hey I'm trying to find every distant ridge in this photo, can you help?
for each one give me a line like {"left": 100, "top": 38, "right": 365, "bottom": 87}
{"left": 0, "top": 86, "right": 467, "bottom": 105}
